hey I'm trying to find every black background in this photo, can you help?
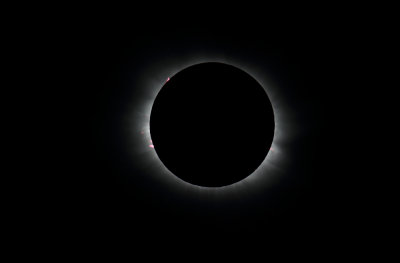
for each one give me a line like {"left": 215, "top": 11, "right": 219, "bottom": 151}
{"left": 12, "top": 8, "right": 379, "bottom": 252}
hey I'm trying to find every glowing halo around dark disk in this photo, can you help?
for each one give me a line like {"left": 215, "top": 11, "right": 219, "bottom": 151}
{"left": 126, "top": 55, "right": 297, "bottom": 196}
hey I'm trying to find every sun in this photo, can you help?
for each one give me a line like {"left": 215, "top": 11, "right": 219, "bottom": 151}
{"left": 125, "top": 55, "right": 297, "bottom": 197}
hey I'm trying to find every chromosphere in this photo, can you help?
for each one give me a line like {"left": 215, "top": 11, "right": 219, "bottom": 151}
{"left": 150, "top": 62, "right": 274, "bottom": 187}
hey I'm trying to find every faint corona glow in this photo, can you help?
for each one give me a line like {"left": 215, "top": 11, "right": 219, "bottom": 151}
{"left": 126, "top": 54, "right": 298, "bottom": 197}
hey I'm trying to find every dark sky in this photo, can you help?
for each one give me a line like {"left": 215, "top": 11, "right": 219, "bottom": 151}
{"left": 17, "top": 10, "right": 374, "bottom": 251}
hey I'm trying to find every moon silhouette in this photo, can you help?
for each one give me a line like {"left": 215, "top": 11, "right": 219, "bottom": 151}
{"left": 150, "top": 62, "right": 275, "bottom": 187}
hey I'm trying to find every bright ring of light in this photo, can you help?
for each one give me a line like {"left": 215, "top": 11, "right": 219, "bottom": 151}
{"left": 126, "top": 54, "right": 298, "bottom": 198}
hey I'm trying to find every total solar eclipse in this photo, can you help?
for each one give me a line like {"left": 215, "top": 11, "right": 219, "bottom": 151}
{"left": 150, "top": 62, "right": 275, "bottom": 187}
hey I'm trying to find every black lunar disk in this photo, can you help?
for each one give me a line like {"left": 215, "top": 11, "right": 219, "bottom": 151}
{"left": 150, "top": 62, "right": 274, "bottom": 187}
